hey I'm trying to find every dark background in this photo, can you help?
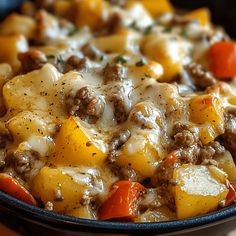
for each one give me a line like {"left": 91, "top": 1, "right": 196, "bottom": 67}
{"left": 172, "top": 0, "right": 236, "bottom": 38}
{"left": 0, "top": 0, "right": 236, "bottom": 37}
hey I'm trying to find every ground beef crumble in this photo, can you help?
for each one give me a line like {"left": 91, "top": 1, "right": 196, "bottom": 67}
{"left": 184, "top": 62, "right": 217, "bottom": 90}
{"left": 66, "top": 86, "right": 105, "bottom": 124}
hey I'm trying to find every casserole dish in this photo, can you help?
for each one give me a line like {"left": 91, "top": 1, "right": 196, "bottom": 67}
{"left": 0, "top": 0, "right": 236, "bottom": 235}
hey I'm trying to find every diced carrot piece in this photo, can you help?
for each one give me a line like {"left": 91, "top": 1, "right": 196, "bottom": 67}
{"left": 209, "top": 41, "right": 236, "bottom": 79}
{"left": 0, "top": 173, "right": 36, "bottom": 206}
{"left": 99, "top": 181, "right": 145, "bottom": 221}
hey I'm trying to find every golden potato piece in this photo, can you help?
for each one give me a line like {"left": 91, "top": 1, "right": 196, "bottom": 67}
{"left": 7, "top": 111, "right": 50, "bottom": 143}
{"left": 142, "top": 34, "right": 189, "bottom": 82}
{"left": 116, "top": 135, "right": 160, "bottom": 178}
{"left": 0, "top": 14, "right": 36, "bottom": 38}
{"left": 32, "top": 167, "right": 87, "bottom": 212}
{"left": 129, "top": 60, "right": 163, "bottom": 80}
{"left": 173, "top": 165, "right": 228, "bottom": 219}
{"left": 0, "top": 34, "right": 28, "bottom": 73}
{"left": 140, "top": 0, "right": 174, "bottom": 17}
{"left": 66, "top": 205, "right": 96, "bottom": 219}
{"left": 73, "top": 0, "right": 104, "bottom": 30}
{"left": 190, "top": 94, "right": 224, "bottom": 144}
{"left": 50, "top": 117, "right": 107, "bottom": 167}
{"left": 184, "top": 8, "right": 210, "bottom": 28}
{"left": 215, "top": 151, "right": 236, "bottom": 182}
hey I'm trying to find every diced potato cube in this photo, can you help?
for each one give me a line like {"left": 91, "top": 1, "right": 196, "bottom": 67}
{"left": 0, "top": 34, "right": 28, "bottom": 73}
{"left": 142, "top": 34, "right": 189, "bottom": 82}
{"left": 66, "top": 205, "right": 96, "bottom": 219}
{"left": 173, "top": 165, "right": 228, "bottom": 219}
{"left": 53, "top": 0, "right": 73, "bottom": 19}
{"left": 73, "top": 0, "right": 104, "bottom": 30}
{"left": 125, "top": 2, "right": 153, "bottom": 28}
{"left": 21, "top": 1, "right": 36, "bottom": 17}
{"left": 208, "top": 165, "right": 228, "bottom": 184}
{"left": 198, "top": 125, "right": 219, "bottom": 145}
{"left": 31, "top": 167, "right": 87, "bottom": 212}
{"left": 215, "top": 151, "right": 236, "bottom": 182}
{"left": 0, "top": 63, "right": 13, "bottom": 83}
{"left": 135, "top": 206, "right": 176, "bottom": 222}
{"left": 50, "top": 117, "right": 107, "bottom": 167}
{"left": 190, "top": 94, "right": 224, "bottom": 143}
{"left": 6, "top": 111, "right": 50, "bottom": 142}
{"left": 0, "top": 14, "right": 36, "bottom": 39}
{"left": 91, "top": 31, "right": 140, "bottom": 54}
{"left": 116, "top": 135, "right": 160, "bottom": 178}
{"left": 184, "top": 8, "right": 210, "bottom": 28}
{"left": 140, "top": 0, "right": 174, "bottom": 17}
{"left": 129, "top": 60, "right": 163, "bottom": 80}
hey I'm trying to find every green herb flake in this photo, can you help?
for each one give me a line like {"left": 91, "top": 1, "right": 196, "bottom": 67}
{"left": 57, "top": 55, "right": 65, "bottom": 64}
{"left": 100, "top": 55, "right": 105, "bottom": 61}
{"left": 180, "top": 28, "right": 188, "bottom": 38}
{"left": 144, "top": 73, "right": 151, "bottom": 78}
{"left": 163, "top": 25, "right": 172, "bottom": 33}
{"left": 155, "top": 18, "right": 161, "bottom": 25}
{"left": 46, "top": 54, "right": 56, "bottom": 60}
{"left": 115, "top": 55, "right": 127, "bottom": 65}
{"left": 129, "top": 21, "right": 140, "bottom": 32}
{"left": 143, "top": 25, "right": 153, "bottom": 35}
{"left": 136, "top": 58, "right": 147, "bottom": 67}
{"left": 68, "top": 27, "right": 80, "bottom": 37}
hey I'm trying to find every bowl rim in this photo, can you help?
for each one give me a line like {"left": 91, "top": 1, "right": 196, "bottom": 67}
{"left": 0, "top": 190, "right": 236, "bottom": 234}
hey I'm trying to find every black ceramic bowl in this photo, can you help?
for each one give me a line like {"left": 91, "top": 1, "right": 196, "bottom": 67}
{"left": 0, "top": 1, "right": 236, "bottom": 235}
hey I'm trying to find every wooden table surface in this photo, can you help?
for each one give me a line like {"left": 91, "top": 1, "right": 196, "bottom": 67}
{"left": 0, "top": 223, "right": 21, "bottom": 236}
{"left": 0, "top": 221, "right": 236, "bottom": 236}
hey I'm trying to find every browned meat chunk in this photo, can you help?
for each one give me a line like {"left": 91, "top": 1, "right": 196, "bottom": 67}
{"left": 67, "top": 86, "right": 105, "bottom": 124}
{"left": 185, "top": 63, "right": 217, "bottom": 89}
{"left": 111, "top": 94, "right": 128, "bottom": 124}
{"left": 174, "top": 130, "right": 196, "bottom": 148}
{"left": 81, "top": 44, "right": 102, "bottom": 60}
{"left": 108, "top": 129, "right": 131, "bottom": 162}
{"left": 221, "top": 110, "right": 236, "bottom": 159}
{"left": 34, "top": 10, "right": 59, "bottom": 45}
{"left": 35, "top": 0, "right": 55, "bottom": 11}
{"left": 18, "top": 49, "right": 47, "bottom": 73}
{"left": 139, "top": 188, "right": 163, "bottom": 211}
{"left": 0, "top": 133, "right": 10, "bottom": 149}
{"left": 119, "top": 166, "right": 141, "bottom": 182}
{"left": 6, "top": 150, "right": 39, "bottom": 176}
{"left": 103, "top": 63, "right": 125, "bottom": 83}
{"left": 108, "top": 0, "right": 127, "bottom": 7}
{"left": 64, "top": 56, "right": 90, "bottom": 73}
{"left": 172, "top": 124, "right": 225, "bottom": 165}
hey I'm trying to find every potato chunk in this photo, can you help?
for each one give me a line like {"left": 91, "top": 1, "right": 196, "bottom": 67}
{"left": 91, "top": 31, "right": 140, "bottom": 54}
{"left": 0, "top": 14, "right": 36, "bottom": 38}
{"left": 0, "top": 34, "right": 28, "bottom": 73}
{"left": 73, "top": 0, "right": 104, "bottom": 30}
{"left": 6, "top": 111, "right": 51, "bottom": 143}
{"left": 31, "top": 167, "right": 87, "bottom": 212}
{"left": 189, "top": 94, "right": 224, "bottom": 144}
{"left": 116, "top": 135, "right": 160, "bottom": 178}
{"left": 215, "top": 151, "right": 236, "bottom": 182}
{"left": 173, "top": 165, "right": 228, "bottom": 219}
{"left": 129, "top": 61, "right": 163, "bottom": 80}
{"left": 190, "top": 94, "right": 223, "bottom": 125}
{"left": 50, "top": 117, "right": 107, "bottom": 167}
{"left": 66, "top": 205, "right": 96, "bottom": 219}
{"left": 140, "top": 0, "right": 174, "bottom": 17}
{"left": 184, "top": 8, "right": 210, "bottom": 28}
{"left": 142, "top": 34, "right": 189, "bottom": 82}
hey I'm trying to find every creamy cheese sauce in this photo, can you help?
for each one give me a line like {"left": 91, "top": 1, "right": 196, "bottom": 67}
{"left": 0, "top": 0, "right": 235, "bottom": 222}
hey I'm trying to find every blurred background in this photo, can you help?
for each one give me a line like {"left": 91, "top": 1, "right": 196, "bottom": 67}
{"left": 0, "top": 0, "right": 236, "bottom": 37}
{"left": 172, "top": 0, "right": 236, "bottom": 38}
